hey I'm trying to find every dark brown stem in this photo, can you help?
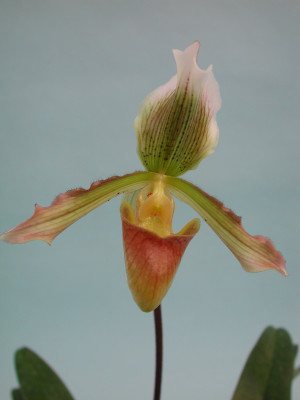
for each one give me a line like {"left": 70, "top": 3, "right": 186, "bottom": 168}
{"left": 153, "top": 305, "right": 163, "bottom": 400}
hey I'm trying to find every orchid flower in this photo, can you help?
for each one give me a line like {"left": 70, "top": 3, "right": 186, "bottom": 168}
{"left": 0, "top": 41, "right": 286, "bottom": 312}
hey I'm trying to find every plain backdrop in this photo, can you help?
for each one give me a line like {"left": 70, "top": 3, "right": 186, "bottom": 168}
{"left": 1, "top": 1, "right": 299, "bottom": 399}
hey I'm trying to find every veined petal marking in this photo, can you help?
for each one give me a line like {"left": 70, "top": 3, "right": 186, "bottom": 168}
{"left": 135, "top": 42, "right": 221, "bottom": 176}
{"left": 0, "top": 171, "right": 157, "bottom": 244}
{"left": 165, "top": 176, "right": 287, "bottom": 276}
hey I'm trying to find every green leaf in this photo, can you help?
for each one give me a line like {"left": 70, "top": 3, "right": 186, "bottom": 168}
{"left": 15, "top": 347, "right": 75, "bottom": 400}
{"left": 294, "top": 366, "right": 300, "bottom": 378}
{"left": 11, "top": 389, "right": 24, "bottom": 400}
{"left": 232, "top": 326, "right": 298, "bottom": 400}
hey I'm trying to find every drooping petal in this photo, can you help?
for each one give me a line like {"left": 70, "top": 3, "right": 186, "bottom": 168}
{"left": 121, "top": 202, "right": 200, "bottom": 312}
{"left": 135, "top": 41, "right": 221, "bottom": 177}
{"left": 0, "top": 171, "right": 157, "bottom": 244}
{"left": 165, "top": 176, "right": 287, "bottom": 276}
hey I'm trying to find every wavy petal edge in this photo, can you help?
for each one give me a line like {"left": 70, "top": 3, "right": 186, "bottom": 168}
{"left": 165, "top": 176, "right": 287, "bottom": 276}
{"left": 0, "top": 171, "right": 157, "bottom": 244}
{"left": 135, "top": 41, "right": 221, "bottom": 176}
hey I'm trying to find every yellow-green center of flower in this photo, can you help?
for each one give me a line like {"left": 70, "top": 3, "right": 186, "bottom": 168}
{"left": 135, "top": 179, "right": 174, "bottom": 237}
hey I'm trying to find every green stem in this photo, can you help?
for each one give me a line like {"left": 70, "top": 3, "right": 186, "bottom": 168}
{"left": 153, "top": 305, "right": 163, "bottom": 400}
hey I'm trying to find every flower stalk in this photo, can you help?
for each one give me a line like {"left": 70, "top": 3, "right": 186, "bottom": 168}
{"left": 153, "top": 305, "right": 163, "bottom": 400}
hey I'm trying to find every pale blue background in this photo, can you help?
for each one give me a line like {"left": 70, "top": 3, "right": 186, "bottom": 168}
{"left": 1, "top": 1, "right": 299, "bottom": 399}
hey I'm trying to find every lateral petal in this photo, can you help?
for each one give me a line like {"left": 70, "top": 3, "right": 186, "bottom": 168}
{"left": 165, "top": 176, "right": 287, "bottom": 276}
{"left": 1, "top": 171, "right": 156, "bottom": 244}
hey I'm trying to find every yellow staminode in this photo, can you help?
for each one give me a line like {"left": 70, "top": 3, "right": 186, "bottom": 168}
{"left": 135, "top": 179, "right": 174, "bottom": 238}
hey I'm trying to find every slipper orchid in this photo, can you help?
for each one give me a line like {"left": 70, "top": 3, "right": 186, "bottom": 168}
{"left": 0, "top": 41, "right": 286, "bottom": 312}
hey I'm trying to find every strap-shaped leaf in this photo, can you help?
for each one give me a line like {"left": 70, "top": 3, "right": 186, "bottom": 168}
{"left": 232, "top": 327, "right": 298, "bottom": 400}
{"left": 11, "top": 389, "right": 24, "bottom": 400}
{"left": 0, "top": 171, "right": 156, "bottom": 244}
{"left": 15, "top": 348, "right": 75, "bottom": 400}
{"left": 165, "top": 176, "right": 286, "bottom": 275}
